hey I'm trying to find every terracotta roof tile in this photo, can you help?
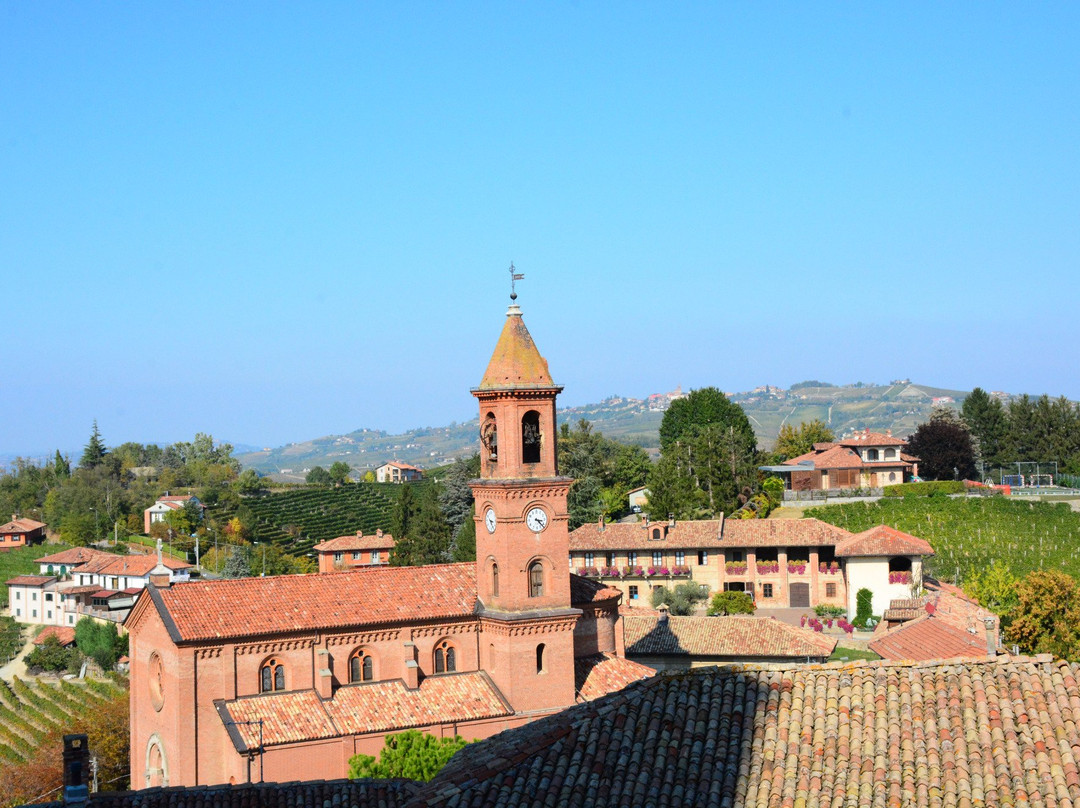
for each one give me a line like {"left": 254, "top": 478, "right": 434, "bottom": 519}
{"left": 869, "top": 614, "right": 990, "bottom": 660}
{"left": 313, "top": 532, "right": 396, "bottom": 553}
{"left": 71, "top": 778, "right": 420, "bottom": 808}
{"left": 624, "top": 614, "right": 837, "bottom": 659}
{"left": 0, "top": 517, "right": 46, "bottom": 532}
{"left": 838, "top": 430, "right": 909, "bottom": 447}
{"left": 33, "top": 626, "right": 76, "bottom": 646}
{"left": 5, "top": 574, "right": 54, "bottom": 587}
{"left": 416, "top": 656, "right": 1080, "bottom": 808}
{"left": 568, "top": 573, "right": 622, "bottom": 605}
{"left": 76, "top": 553, "right": 191, "bottom": 576}
{"left": 221, "top": 690, "right": 341, "bottom": 748}
{"left": 328, "top": 672, "right": 512, "bottom": 736}
{"left": 476, "top": 308, "right": 556, "bottom": 390}
{"left": 835, "top": 524, "right": 935, "bottom": 557}
{"left": 35, "top": 547, "right": 110, "bottom": 566}
{"left": 154, "top": 563, "right": 478, "bottom": 642}
{"left": 573, "top": 653, "right": 655, "bottom": 701}
{"left": 570, "top": 517, "right": 853, "bottom": 551}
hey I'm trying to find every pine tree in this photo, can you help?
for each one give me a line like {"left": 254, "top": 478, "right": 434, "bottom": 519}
{"left": 391, "top": 484, "right": 417, "bottom": 547}
{"left": 452, "top": 505, "right": 476, "bottom": 562}
{"left": 53, "top": 450, "right": 71, "bottom": 478}
{"left": 223, "top": 547, "right": 252, "bottom": 578}
{"left": 392, "top": 485, "right": 451, "bottom": 566}
{"left": 80, "top": 420, "right": 107, "bottom": 469}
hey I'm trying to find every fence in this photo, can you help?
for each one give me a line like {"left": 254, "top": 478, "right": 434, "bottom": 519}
{"left": 783, "top": 488, "right": 883, "bottom": 502}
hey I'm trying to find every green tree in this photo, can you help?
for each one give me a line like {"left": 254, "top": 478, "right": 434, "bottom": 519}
{"left": 961, "top": 388, "right": 1007, "bottom": 469}
{"left": 392, "top": 485, "right": 451, "bottom": 566}
{"left": 438, "top": 455, "right": 480, "bottom": 539}
{"left": 80, "top": 421, "right": 108, "bottom": 470}
{"left": 651, "top": 582, "right": 709, "bottom": 615}
{"left": 223, "top": 546, "right": 252, "bottom": 578}
{"left": 452, "top": 505, "right": 476, "bottom": 562}
{"left": 306, "top": 466, "right": 332, "bottom": 485}
{"left": 348, "top": 730, "right": 470, "bottom": 781}
{"left": 53, "top": 450, "right": 71, "bottom": 479}
{"left": 1005, "top": 570, "right": 1080, "bottom": 660}
{"left": 771, "top": 420, "right": 835, "bottom": 463}
{"left": 391, "top": 484, "right": 417, "bottom": 546}
{"left": 612, "top": 443, "right": 651, "bottom": 491}
{"left": 25, "top": 635, "right": 82, "bottom": 673}
{"left": 963, "top": 560, "right": 1019, "bottom": 615}
{"left": 74, "top": 617, "right": 123, "bottom": 670}
{"left": 328, "top": 461, "right": 352, "bottom": 485}
{"left": 58, "top": 513, "right": 97, "bottom": 546}
{"left": 659, "top": 387, "right": 756, "bottom": 453}
{"left": 707, "top": 590, "right": 755, "bottom": 615}
{"left": 234, "top": 468, "right": 263, "bottom": 494}
{"left": 645, "top": 452, "right": 702, "bottom": 521}
{"left": 906, "top": 409, "right": 977, "bottom": 481}
{"left": 854, "top": 588, "right": 874, "bottom": 627}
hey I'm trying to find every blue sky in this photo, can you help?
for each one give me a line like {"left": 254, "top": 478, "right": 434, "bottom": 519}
{"left": 2, "top": 4, "right": 1078, "bottom": 456}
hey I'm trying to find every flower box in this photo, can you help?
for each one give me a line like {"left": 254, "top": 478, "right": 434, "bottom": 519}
{"left": 671, "top": 566, "right": 691, "bottom": 577}
{"left": 599, "top": 566, "right": 621, "bottom": 578}
{"left": 889, "top": 571, "right": 912, "bottom": 584}
{"left": 818, "top": 562, "right": 841, "bottom": 575}
{"left": 623, "top": 565, "right": 645, "bottom": 577}
{"left": 756, "top": 561, "right": 780, "bottom": 575}
{"left": 576, "top": 566, "right": 600, "bottom": 578}
{"left": 725, "top": 562, "right": 748, "bottom": 575}
{"left": 787, "top": 561, "right": 808, "bottom": 575}
{"left": 646, "top": 566, "right": 671, "bottom": 577}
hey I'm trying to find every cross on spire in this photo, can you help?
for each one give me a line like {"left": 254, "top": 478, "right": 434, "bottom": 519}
{"left": 509, "top": 263, "right": 524, "bottom": 301}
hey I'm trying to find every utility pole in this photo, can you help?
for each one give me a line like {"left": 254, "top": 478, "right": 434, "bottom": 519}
{"left": 194, "top": 532, "right": 201, "bottom": 572}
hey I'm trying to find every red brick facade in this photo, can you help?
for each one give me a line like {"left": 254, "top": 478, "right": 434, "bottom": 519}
{"left": 126, "top": 302, "right": 649, "bottom": 789}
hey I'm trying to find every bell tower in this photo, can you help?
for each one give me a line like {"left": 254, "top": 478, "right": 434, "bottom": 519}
{"left": 471, "top": 282, "right": 579, "bottom": 712}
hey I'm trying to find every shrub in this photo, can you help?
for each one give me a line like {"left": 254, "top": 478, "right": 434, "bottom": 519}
{"left": 854, "top": 588, "right": 874, "bottom": 628}
{"left": 652, "top": 582, "right": 709, "bottom": 615}
{"left": 882, "top": 481, "right": 965, "bottom": 498}
{"left": 24, "top": 637, "right": 82, "bottom": 674}
{"left": 762, "top": 476, "right": 785, "bottom": 505}
{"left": 348, "top": 730, "right": 470, "bottom": 781}
{"left": 707, "top": 591, "right": 755, "bottom": 616}
{"left": 813, "top": 604, "right": 845, "bottom": 618}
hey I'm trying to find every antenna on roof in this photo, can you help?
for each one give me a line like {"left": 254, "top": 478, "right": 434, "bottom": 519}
{"left": 509, "top": 262, "right": 524, "bottom": 301}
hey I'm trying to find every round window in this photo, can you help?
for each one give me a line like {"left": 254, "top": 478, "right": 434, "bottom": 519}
{"left": 148, "top": 652, "right": 165, "bottom": 712}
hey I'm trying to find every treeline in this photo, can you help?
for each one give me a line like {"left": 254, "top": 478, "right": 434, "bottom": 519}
{"left": 962, "top": 388, "right": 1080, "bottom": 473}
{"left": 0, "top": 422, "right": 249, "bottom": 546}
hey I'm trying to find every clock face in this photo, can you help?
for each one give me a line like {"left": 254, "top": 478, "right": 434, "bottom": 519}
{"left": 525, "top": 507, "right": 548, "bottom": 533}
{"left": 484, "top": 508, "right": 497, "bottom": 534}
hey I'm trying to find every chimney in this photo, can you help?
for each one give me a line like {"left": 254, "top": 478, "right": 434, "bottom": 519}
{"left": 376, "top": 528, "right": 383, "bottom": 538}
{"left": 644, "top": 515, "right": 650, "bottom": 526}
{"left": 657, "top": 602, "right": 670, "bottom": 623}
{"left": 984, "top": 617, "right": 998, "bottom": 658}
{"left": 886, "top": 429, "right": 892, "bottom": 438}
{"left": 63, "top": 734, "right": 90, "bottom": 807}
{"left": 718, "top": 512, "right": 725, "bottom": 538}
{"left": 403, "top": 642, "right": 419, "bottom": 690}
{"left": 668, "top": 513, "right": 675, "bottom": 528}
{"left": 315, "top": 650, "right": 333, "bottom": 698}
{"left": 598, "top": 515, "right": 605, "bottom": 532}
{"left": 356, "top": 530, "right": 363, "bottom": 538}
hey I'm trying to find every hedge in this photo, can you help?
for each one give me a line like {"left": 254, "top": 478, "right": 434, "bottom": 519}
{"left": 882, "top": 481, "right": 965, "bottom": 498}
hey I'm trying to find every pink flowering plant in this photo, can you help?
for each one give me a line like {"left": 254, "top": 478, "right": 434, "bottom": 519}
{"left": 787, "top": 560, "right": 808, "bottom": 574}
{"left": 818, "top": 561, "right": 841, "bottom": 574}
{"left": 725, "top": 561, "right": 748, "bottom": 575}
{"left": 889, "top": 570, "right": 912, "bottom": 584}
{"left": 671, "top": 565, "right": 691, "bottom": 576}
{"left": 599, "top": 566, "right": 621, "bottom": 578}
{"left": 756, "top": 561, "right": 780, "bottom": 574}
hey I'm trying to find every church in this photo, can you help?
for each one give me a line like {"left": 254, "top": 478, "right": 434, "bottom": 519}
{"left": 125, "top": 299, "right": 653, "bottom": 789}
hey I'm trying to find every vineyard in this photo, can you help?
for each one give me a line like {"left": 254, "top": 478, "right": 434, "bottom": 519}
{"left": 0, "top": 674, "right": 129, "bottom": 806}
{"left": 212, "top": 482, "right": 405, "bottom": 556}
{"left": 806, "top": 497, "right": 1080, "bottom": 586}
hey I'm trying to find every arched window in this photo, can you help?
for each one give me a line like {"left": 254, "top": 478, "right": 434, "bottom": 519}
{"left": 492, "top": 563, "right": 499, "bottom": 597}
{"left": 884, "top": 448, "right": 896, "bottom": 460}
{"left": 867, "top": 449, "right": 879, "bottom": 461}
{"left": 536, "top": 643, "right": 546, "bottom": 674}
{"left": 481, "top": 413, "right": 498, "bottom": 462}
{"left": 529, "top": 561, "right": 544, "bottom": 597}
{"left": 260, "top": 658, "right": 285, "bottom": 692}
{"left": 522, "top": 411, "right": 541, "bottom": 464}
{"left": 434, "top": 640, "right": 456, "bottom": 673}
{"left": 349, "top": 649, "right": 374, "bottom": 683}
{"left": 47, "top": 565, "right": 54, "bottom": 575}
{"left": 651, "top": 528, "right": 661, "bottom": 541}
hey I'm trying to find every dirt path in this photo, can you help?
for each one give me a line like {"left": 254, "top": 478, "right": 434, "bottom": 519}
{"left": 0, "top": 627, "right": 34, "bottom": 680}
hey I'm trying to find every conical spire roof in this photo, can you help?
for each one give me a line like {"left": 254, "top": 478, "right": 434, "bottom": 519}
{"left": 477, "top": 305, "right": 556, "bottom": 390}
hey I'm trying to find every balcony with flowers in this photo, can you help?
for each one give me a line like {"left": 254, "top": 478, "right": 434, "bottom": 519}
{"left": 787, "top": 559, "right": 808, "bottom": 575}
{"left": 818, "top": 561, "right": 841, "bottom": 575}
{"left": 889, "top": 570, "right": 912, "bottom": 584}
{"left": 755, "top": 560, "right": 780, "bottom": 575}
{"left": 725, "top": 560, "right": 748, "bottom": 576}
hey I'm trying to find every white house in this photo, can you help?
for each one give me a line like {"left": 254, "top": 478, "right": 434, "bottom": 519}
{"left": 835, "top": 525, "right": 933, "bottom": 619}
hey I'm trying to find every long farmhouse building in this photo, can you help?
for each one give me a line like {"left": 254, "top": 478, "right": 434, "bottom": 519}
{"left": 569, "top": 518, "right": 934, "bottom": 616}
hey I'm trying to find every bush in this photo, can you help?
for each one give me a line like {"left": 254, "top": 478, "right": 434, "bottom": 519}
{"left": 882, "top": 481, "right": 965, "bottom": 498}
{"left": 74, "top": 618, "right": 123, "bottom": 672}
{"left": 762, "top": 476, "right": 784, "bottom": 505}
{"left": 24, "top": 636, "right": 82, "bottom": 674}
{"left": 813, "top": 604, "right": 845, "bottom": 618}
{"left": 348, "top": 730, "right": 470, "bottom": 781}
{"left": 652, "top": 582, "right": 709, "bottom": 615}
{"left": 707, "top": 591, "right": 755, "bottom": 616}
{"left": 854, "top": 588, "right": 874, "bottom": 628}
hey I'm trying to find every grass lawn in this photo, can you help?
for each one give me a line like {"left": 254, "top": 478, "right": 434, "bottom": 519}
{"left": 829, "top": 645, "right": 880, "bottom": 662}
{"left": 0, "top": 544, "right": 72, "bottom": 608}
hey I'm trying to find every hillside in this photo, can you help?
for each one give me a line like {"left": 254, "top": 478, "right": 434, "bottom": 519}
{"left": 238, "top": 380, "right": 975, "bottom": 480}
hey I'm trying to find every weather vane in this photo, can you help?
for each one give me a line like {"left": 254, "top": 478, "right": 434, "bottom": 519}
{"left": 509, "top": 262, "right": 524, "bottom": 301}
